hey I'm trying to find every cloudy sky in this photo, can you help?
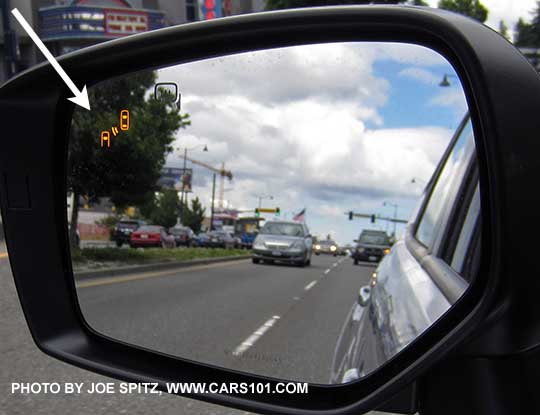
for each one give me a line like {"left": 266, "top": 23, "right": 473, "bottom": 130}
{"left": 157, "top": 42, "right": 467, "bottom": 245}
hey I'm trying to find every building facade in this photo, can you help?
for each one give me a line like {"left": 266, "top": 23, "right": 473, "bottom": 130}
{"left": 2, "top": 0, "right": 268, "bottom": 83}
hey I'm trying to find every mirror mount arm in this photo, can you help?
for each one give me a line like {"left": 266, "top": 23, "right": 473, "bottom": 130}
{"left": 376, "top": 381, "right": 418, "bottom": 414}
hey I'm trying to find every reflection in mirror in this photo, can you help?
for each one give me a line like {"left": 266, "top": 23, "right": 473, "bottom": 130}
{"left": 68, "top": 42, "right": 477, "bottom": 384}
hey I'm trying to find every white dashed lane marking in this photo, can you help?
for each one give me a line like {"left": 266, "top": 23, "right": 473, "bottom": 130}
{"left": 234, "top": 257, "right": 346, "bottom": 356}
{"left": 233, "top": 315, "right": 280, "bottom": 356}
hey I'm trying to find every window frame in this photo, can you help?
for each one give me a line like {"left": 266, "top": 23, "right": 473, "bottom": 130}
{"left": 415, "top": 115, "right": 475, "bottom": 254}
{"left": 404, "top": 113, "right": 480, "bottom": 303}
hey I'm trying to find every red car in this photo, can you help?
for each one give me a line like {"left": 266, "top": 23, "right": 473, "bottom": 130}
{"left": 129, "top": 225, "right": 174, "bottom": 248}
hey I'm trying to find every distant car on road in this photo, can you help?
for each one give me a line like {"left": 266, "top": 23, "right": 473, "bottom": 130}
{"left": 112, "top": 219, "right": 146, "bottom": 247}
{"left": 207, "top": 230, "right": 236, "bottom": 249}
{"left": 193, "top": 232, "right": 210, "bottom": 247}
{"left": 252, "top": 221, "right": 312, "bottom": 266}
{"left": 314, "top": 240, "right": 339, "bottom": 256}
{"left": 169, "top": 226, "right": 194, "bottom": 247}
{"left": 130, "top": 225, "right": 169, "bottom": 248}
{"left": 352, "top": 230, "right": 391, "bottom": 264}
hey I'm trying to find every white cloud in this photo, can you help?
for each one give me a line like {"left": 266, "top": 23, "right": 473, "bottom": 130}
{"left": 398, "top": 67, "right": 440, "bottom": 85}
{"left": 430, "top": 87, "right": 468, "bottom": 115}
{"left": 158, "top": 42, "right": 464, "bottom": 243}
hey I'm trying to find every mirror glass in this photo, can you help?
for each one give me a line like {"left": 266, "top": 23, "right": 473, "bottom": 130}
{"left": 68, "top": 42, "right": 476, "bottom": 384}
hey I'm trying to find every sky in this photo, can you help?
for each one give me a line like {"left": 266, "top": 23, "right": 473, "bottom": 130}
{"left": 155, "top": 42, "right": 468, "bottom": 245}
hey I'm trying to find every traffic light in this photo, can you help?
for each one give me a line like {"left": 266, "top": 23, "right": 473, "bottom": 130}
{"left": 349, "top": 211, "right": 353, "bottom": 220}
{"left": 371, "top": 214, "right": 376, "bottom": 223}
{"left": 275, "top": 207, "right": 280, "bottom": 217}
{"left": 255, "top": 208, "right": 260, "bottom": 217}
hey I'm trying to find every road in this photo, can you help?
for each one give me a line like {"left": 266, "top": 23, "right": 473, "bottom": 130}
{"left": 77, "top": 254, "right": 374, "bottom": 384}
{"left": 1, "top": 242, "right": 390, "bottom": 414}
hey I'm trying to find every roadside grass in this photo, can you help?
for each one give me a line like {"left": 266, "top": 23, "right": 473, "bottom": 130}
{"left": 72, "top": 247, "right": 248, "bottom": 265}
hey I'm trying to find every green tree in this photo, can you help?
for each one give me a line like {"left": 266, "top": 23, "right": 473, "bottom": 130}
{"left": 438, "top": 0, "right": 488, "bottom": 23}
{"left": 499, "top": 20, "right": 510, "bottom": 41}
{"left": 514, "top": 2, "right": 540, "bottom": 47}
{"left": 68, "top": 71, "right": 190, "bottom": 247}
{"left": 139, "top": 189, "right": 180, "bottom": 228}
{"left": 182, "top": 197, "right": 206, "bottom": 233}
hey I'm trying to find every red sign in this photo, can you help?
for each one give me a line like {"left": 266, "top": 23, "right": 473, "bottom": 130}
{"left": 105, "top": 9, "right": 148, "bottom": 36}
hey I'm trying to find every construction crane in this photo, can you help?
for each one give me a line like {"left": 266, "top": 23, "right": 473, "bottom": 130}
{"left": 180, "top": 155, "right": 233, "bottom": 208}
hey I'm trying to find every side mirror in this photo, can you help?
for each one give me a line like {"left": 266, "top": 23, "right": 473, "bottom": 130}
{"left": 2, "top": 5, "right": 539, "bottom": 415}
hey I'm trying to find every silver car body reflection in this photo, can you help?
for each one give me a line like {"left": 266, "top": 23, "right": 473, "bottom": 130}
{"left": 330, "top": 238, "right": 451, "bottom": 382}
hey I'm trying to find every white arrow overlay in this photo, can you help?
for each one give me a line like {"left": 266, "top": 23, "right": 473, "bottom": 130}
{"left": 11, "top": 8, "right": 90, "bottom": 110}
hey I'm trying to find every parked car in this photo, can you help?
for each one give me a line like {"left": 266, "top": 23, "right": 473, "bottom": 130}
{"left": 193, "top": 232, "right": 211, "bottom": 247}
{"left": 129, "top": 225, "right": 169, "bottom": 248}
{"left": 313, "top": 239, "right": 339, "bottom": 256}
{"left": 207, "top": 230, "right": 236, "bottom": 249}
{"left": 252, "top": 221, "right": 312, "bottom": 266}
{"left": 352, "top": 230, "right": 391, "bottom": 264}
{"left": 169, "top": 226, "right": 194, "bottom": 247}
{"left": 112, "top": 219, "right": 146, "bottom": 247}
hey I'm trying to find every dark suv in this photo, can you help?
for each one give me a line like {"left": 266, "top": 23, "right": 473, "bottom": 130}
{"left": 352, "top": 230, "right": 391, "bottom": 264}
{"left": 112, "top": 219, "right": 146, "bottom": 247}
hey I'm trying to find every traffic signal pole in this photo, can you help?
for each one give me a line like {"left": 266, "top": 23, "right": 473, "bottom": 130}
{"left": 346, "top": 211, "right": 407, "bottom": 225}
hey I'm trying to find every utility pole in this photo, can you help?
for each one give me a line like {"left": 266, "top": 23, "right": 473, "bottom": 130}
{"left": 179, "top": 147, "right": 188, "bottom": 224}
{"left": 210, "top": 173, "right": 216, "bottom": 231}
{"left": 255, "top": 194, "right": 273, "bottom": 208}
{"left": 383, "top": 201, "right": 399, "bottom": 237}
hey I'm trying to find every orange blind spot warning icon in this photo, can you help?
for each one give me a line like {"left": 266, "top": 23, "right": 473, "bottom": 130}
{"left": 120, "top": 109, "right": 130, "bottom": 131}
{"left": 100, "top": 131, "right": 111, "bottom": 148}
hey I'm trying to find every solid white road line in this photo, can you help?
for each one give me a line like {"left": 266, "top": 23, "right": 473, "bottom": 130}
{"left": 304, "top": 280, "right": 317, "bottom": 291}
{"left": 233, "top": 315, "right": 280, "bottom": 356}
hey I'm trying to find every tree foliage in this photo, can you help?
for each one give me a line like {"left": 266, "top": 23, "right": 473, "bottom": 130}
{"left": 140, "top": 188, "right": 180, "bottom": 229}
{"left": 514, "top": 2, "right": 540, "bottom": 47}
{"left": 182, "top": 197, "right": 206, "bottom": 233}
{"left": 499, "top": 20, "right": 510, "bottom": 41}
{"left": 438, "top": 0, "right": 488, "bottom": 23}
{"left": 68, "top": 71, "right": 190, "bottom": 246}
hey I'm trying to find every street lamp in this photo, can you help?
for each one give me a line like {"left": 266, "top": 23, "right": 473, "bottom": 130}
{"left": 383, "top": 201, "right": 399, "bottom": 237}
{"left": 176, "top": 144, "right": 208, "bottom": 224}
{"left": 439, "top": 73, "right": 458, "bottom": 87}
{"left": 255, "top": 194, "right": 273, "bottom": 208}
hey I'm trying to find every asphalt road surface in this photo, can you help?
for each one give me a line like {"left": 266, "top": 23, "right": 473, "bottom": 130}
{"left": 1, "top": 242, "right": 391, "bottom": 415}
{"left": 77, "top": 254, "right": 374, "bottom": 384}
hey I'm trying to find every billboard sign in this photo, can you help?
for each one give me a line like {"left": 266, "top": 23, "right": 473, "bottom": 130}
{"left": 105, "top": 9, "right": 149, "bottom": 36}
{"left": 158, "top": 168, "right": 193, "bottom": 192}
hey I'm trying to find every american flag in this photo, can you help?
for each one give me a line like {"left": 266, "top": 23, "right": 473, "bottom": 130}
{"left": 293, "top": 208, "right": 306, "bottom": 222}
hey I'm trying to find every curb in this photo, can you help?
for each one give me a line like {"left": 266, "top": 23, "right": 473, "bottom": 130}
{"left": 74, "top": 255, "right": 251, "bottom": 281}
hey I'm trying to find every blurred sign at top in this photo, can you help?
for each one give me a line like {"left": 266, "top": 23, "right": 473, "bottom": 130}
{"left": 199, "top": 0, "right": 222, "bottom": 20}
{"left": 39, "top": 0, "right": 165, "bottom": 42}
